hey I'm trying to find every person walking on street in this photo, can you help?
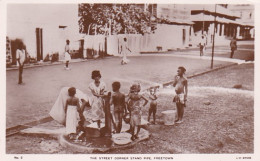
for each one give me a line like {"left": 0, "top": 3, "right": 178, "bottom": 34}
{"left": 199, "top": 35, "right": 206, "bottom": 56}
{"left": 121, "top": 37, "right": 131, "bottom": 65}
{"left": 230, "top": 36, "right": 237, "bottom": 58}
{"left": 64, "top": 39, "right": 71, "bottom": 70}
{"left": 16, "top": 43, "right": 26, "bottom": 85}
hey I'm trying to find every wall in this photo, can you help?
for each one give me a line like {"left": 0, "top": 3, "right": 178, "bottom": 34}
{"left": 7, "top": 4, "right": 81, "bottom": 59}
{"left": 153, "top": 24, "right": 191, "bottom": 51}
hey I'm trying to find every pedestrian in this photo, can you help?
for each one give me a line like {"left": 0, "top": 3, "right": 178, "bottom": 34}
{"left": 65, "top": 87, "right": 80, "bottom": 139}
{"left": 127, "top": 83, "right": 148, "bottom": 141}
{"left": 230, "top": 36, "right": 237, "bottom": 58}
{"left": 121, "top": 37, "right": 131, "bottom": 65}
{"left": 16, "top": 43, "right": 26, "bottom": 85}
{"left": 173, "top": 66, "right": 188, "bottom": 124}
{"left": 89, "top": 70, "right": 106, "bottom": 128}
{"left": 199, "top": 35, "right": 206, "bottom": 56}
{"left": 110, "top": 81, "right": 127, "bottom": 133}
{"left": 64, "top": 39, "right": 71, "bottom": 70}
{"left": 147, "top": 87, "right": 158, "bottom": 124}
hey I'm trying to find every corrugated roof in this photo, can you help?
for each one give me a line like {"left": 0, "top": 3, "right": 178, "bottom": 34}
{"left": 191, "top": 13, "right": 253, "bottom": 26}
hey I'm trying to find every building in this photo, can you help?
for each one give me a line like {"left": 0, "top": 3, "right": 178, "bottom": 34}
{"left": 228, "top": 4, "right": 254, "bottom": 39}
{"left": 7, "top": 4, "right": 82, "bottom": 63}
{"left": 188, "top": 4, "right": 254, "bottom": 47}
{"left": 140, "top": 4, "right": 194, "bottom": 52}
{"left": 153, "top": 4, "right": 194, "bottom": 50}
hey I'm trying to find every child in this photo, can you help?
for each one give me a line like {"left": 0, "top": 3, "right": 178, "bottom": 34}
{"left": 124, "top": 85, "right": 135, "bottom": 133}
{"left": 110, "top": 81, "right": 127, "bottom": 133}
{"left": 148, "top": 87, "right": 158, "bottom": 124}
{"left": 173, "top": 66, "right": 188, "bottom": 124}
{"left": 64, "top": 39, "right": 71, "bottom": 70}
{"left": 65, "top": 87, "right": 80, "bottom": 138}
{"left": 127, "top": 83, "right": 148, "bottom": 141}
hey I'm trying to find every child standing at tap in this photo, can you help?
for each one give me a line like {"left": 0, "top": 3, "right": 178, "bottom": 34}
{"left": 173, "top": 66, "right": 188, "bottom": 124}
{"left": 65, "top": 87, "right": 80, "bottom": 138}
{"left": 110, "top": 81, "right": 127, "bottom": 133}
{"left": 148, "top": 87, "right": 158, "bottom": 124}
{"left": 127, "top": 84, "right": 148, "bottom": 141}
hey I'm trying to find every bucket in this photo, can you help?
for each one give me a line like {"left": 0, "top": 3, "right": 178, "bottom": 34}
{"left": 161, "top": 110, "right": 176, "bottom": 125}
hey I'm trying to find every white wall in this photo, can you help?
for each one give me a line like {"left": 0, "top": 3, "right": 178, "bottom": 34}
{"left": 154, "top": 24, "right": 190, "bottom": 51}
{"left": 7, "top": 4, "right": 81, "bottom": 59}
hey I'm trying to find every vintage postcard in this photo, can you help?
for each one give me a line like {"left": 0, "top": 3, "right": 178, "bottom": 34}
{"left": 0, "top": 0, "right": 259, "bottom": 161}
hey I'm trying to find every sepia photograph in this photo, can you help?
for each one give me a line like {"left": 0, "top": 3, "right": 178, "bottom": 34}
{"left": 1, "top": 0, "right": 259, "bottom": 160}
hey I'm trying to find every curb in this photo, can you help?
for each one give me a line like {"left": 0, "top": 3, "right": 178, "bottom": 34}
{"left": 6, "top": 56, "right": 115, "bottom": 71}
{"left": 6, "top": 62, "right": 237, "bottom": 137}
{"left": 6, "top": 60, "right": 87, "bottom": 71}
{"left": 162, "top": 63, "right": 237, "bottom": 87}
{"left": 6, "top": 116, "right": 53, "bottom": 137}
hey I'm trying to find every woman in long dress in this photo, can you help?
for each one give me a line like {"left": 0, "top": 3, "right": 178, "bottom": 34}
{"left": 121, "top": 37, "right": 131, "bottom": 65}
{"left": 89, "top": 70, "right": 106, "bottom": 128}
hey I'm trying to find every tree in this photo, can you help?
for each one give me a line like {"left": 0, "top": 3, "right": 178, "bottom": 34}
{"left": 78, "top": 4, "right": 156, "bottom": 35}
{"left": 78, "top": 4, "right": 112, "bottom": 35}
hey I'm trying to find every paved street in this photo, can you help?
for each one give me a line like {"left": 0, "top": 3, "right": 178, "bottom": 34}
{"left": 6, "top": 41, "right": 254, "bottom": 129}
{"left": 175, "top": 40, "right": 254, "bottom": 61}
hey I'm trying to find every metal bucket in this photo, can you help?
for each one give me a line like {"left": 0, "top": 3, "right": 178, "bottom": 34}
{"left": 161, "top": 110, "right": 176, "bottom": 125}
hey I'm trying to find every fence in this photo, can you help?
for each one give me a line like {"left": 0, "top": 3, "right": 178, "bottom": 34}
{"left": 83, "top": 24, "right": 193, "bottom": 57}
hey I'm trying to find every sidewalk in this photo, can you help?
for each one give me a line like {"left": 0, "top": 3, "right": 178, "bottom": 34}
{"left": 6, "top": 58, "right": 89, "bottom": 71}
{"left": 6, "top": 40, "right": 253, "bottom": 71}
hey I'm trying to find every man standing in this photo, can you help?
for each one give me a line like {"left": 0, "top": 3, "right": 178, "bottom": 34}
{"left": 16, "top": 43, "right": 26, "bottom": 84}
{"left": 230, "top": 36, "right": 237, "bottom": 58}
{"left": 199, "top": 35, "right": 206, "bottom": 56}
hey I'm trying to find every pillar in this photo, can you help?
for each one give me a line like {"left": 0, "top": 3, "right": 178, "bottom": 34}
{"left": 236, "top": 26, "right": 240, "bottom": 38}
{"left": 222, "top": 24, "right": 224, "bottom": 36}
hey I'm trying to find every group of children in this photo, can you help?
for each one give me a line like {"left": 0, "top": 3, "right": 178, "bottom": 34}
{"left": 64, "top": 67, "right": 188, "bottom": 141}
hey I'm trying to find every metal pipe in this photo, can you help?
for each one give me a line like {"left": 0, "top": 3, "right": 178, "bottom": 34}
{"left": 211, "top": 4, "right": 217, "bottom": 69}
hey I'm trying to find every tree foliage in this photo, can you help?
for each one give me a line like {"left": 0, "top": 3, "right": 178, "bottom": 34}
{"left": 78, "top": 4, "right": 156, "bottom": 35}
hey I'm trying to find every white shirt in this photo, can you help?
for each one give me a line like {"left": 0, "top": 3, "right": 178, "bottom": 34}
{"left": 121, "top": 41, "right": 128, "bottom": 53}
{"left": 16, "top": 49, "right": 26, "bottom": 65}
{"left": 65, "top": 44, "right": 70, "bottom": 53}
{"left": 200, "top": 38, "right": 206, "bottom": 46}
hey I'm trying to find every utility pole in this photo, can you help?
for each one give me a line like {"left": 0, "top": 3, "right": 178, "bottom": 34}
{"left": 202, "top": 7, "right": 205, "bottom": 35}
{"left": 211, "top": 4, "right": 217, "bottom": 69}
